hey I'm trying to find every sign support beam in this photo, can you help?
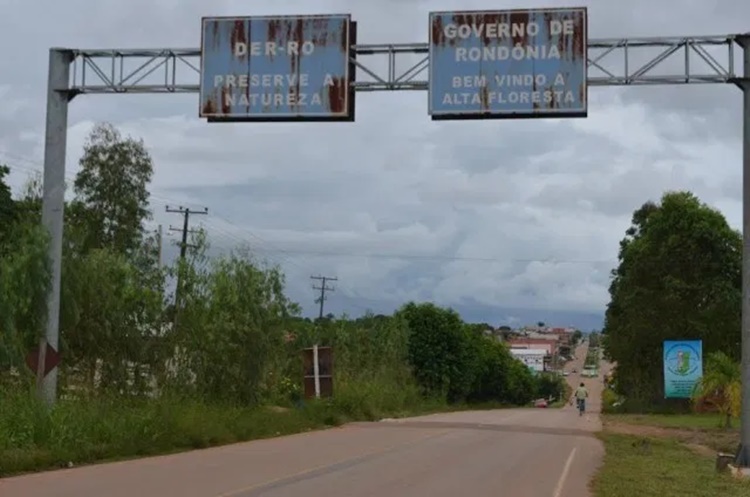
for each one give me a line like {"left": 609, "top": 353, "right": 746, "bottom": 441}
{"left": 64, "top": 36, "right": 738, "bottom": 95}
{"left": 39, "top": 48, "right": 73, "bottom": 407}
{"left": 736, "top": 34, "right": 750, "bottom": 469}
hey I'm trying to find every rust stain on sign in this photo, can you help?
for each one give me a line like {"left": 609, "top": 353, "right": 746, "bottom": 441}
{"left": 210, "top": 20, "right": 222, "bottom": 50}
{"left": 202, "top": 96, "right": 216, "bottom": 116}
{"left": 338, "top": 20, "right": 348, "bottom": 52}
{"left": 292, "top": 18, "right": 305, "bottom": 71}
{"left": 327, "top": 77, "right": 347, "bottom": 114}
{"left": 508, "top": 11, "right": 531, "bottom": 47}
{"left": 571, "top": 12, "right": 586, "bottom": 58}
{"left": 555, "top": 14, "right": 568, "bottom": 55}
{"left": 480, "top": 85, "right": 489, "bottom": 110}
{"left": 220, "top": 86, "right": 231, "bottom": 114}
{"left": 267, "top": 19, "right": 281, "bottom": 45}
{"left": 432, "top": 15, "right": 446, "bottom": 46}
{"left": 231, "top": 20, "right": 247, "bottom": 61}
{"left": 251, "top": 22, "right": 253, "bottom": 114}
{"left": 479, "top": 12, "right": 502, "bottom": 47}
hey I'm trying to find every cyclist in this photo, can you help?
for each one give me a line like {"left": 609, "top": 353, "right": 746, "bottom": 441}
{"left": 573, "top": 382, "right": 589, "bottom": 415}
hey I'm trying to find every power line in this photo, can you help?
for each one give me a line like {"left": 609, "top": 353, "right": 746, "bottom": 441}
{"left": 0, "top": 161, "right": 702, "bottom": 272}
{"left": 238, "top": 246, "right": 619, "bottom": 265}
{"left": 0, "top": 159, "right": 623, "bottom": 272}
{"left": 155, "top": 224, "right": 163, "bottom": 269}
{"left": 311, "top": 275, "right": 337, "bottom": 319}
{"left": 0, "top": 158, "right": 621, "bottom": 267}
{"left": 0, "top": 158, "right": 372, "bottom": 313}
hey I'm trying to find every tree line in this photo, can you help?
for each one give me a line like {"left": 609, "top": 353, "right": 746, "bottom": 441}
{"left": 0, "top": 122, "right": 565, "bottom": 409}
{"left": 603, "top": 191, "right": 742, "bottom": 416}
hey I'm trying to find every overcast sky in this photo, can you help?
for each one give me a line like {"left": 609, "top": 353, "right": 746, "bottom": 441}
{"left": 0, "top": 0, "right": 745, "bottom": 329}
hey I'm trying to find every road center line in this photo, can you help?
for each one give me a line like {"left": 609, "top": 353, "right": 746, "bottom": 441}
{"left": 214, "top": 429, "right": 452, "bottom": 497}
{"left": 552, "top": 447, "right": 577, "bottom": 497}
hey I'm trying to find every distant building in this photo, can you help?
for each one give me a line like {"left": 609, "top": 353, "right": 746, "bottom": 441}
{"left": 524, "top": 331, "right": 561, "bottom": 342}
{"left": 548, "top": 327, "right": 575, "bottom": 344}
{"left": 509, "top": 349, "right": 547, "bottom": 372}
{"left": 507, "top": 338, "right": 557, "bottom": 356}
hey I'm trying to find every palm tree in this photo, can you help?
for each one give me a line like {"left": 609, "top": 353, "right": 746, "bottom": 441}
{"left": 691, "top": 351, "right": 741, "bottom": 429}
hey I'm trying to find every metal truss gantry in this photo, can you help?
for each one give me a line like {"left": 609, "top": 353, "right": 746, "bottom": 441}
{"left": 67, "top": 35, "right": 738, "bottom": 95}
{"left": 39, "top": 32, "right": 750, "bottom": 468}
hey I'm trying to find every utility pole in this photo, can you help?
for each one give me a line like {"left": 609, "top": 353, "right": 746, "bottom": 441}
{"left": 168, "top": 225, "right": 201, "bottom": 252}
{"left": 156, "top": 224, "right": 163, "bottom": 269}
{"left": 166, "top": 206, "right": 208, "bottom": 317}
{"left": 311, "top": 275, "right": 337, "bottom": 319}
{"left": 166, "top": 206, "right": 208, "bottom": 260}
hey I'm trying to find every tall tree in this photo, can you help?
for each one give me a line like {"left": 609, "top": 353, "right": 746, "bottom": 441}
{"left": 604, "top": 191, "right": 741, "bottom": 403}
{"left": 73, "top": 122, "right": 154, "bottom": 255}
{"left": 0, "top": 176, "right": 50, "bottom": 376}
{"left": 13, "top": 172, "right": 43, "bottom": 225}
{"left": 397, "top": 302, "right": 480, "bottom": 402}
{"left": 0, "top": 165, "right": 16, "bottom": 254}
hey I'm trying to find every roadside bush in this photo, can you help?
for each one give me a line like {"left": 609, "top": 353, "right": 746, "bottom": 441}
{"left": 601, "top": 388, "right": 620, "bottom": 413}
{"left": 398, "top": 302, "right": 538, "bottom": 406}
{"left": 505, "top": 359, "right": 538, "bottom": 405}
{"left": 469, "top": 337, "right": 514, "bottom": 403}
{"left": 691, "top": 351, "right": 741, "bottom": 428}
{"left": 0, "top": 223, "right": 50, "bottom": 378}
{"left": 537, "top": 373, "right": 566, "bottom": 401}
{"left": 398, "top": 302, "right": 478, "bottom": 402}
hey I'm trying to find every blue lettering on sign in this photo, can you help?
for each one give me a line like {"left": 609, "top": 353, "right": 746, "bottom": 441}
{"left": 200, "top": 15, "right": 352, "bottom": 119}
{"left": 429, "top": 8, "right": 588, "bottom": 118}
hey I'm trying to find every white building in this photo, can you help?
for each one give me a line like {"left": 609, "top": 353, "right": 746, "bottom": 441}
{"left": 509, "top": 348, "right": 547, "bottom": 373}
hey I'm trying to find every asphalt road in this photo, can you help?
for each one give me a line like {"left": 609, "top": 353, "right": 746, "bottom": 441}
{"left": 2, "top": 344, "right": 607, "bottom": 497}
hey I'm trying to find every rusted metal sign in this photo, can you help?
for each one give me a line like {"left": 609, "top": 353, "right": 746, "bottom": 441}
{"left": 302, "top": 345, "right": 333, "bottom": 399}
{"left": 429, "top": 8, "right": 588, "bottom": 120}
{"left": 25, "top": 342, "right": 60, "bottom": 378}
{"left": 199, "top": 14, "right": 356, "bottom": 122}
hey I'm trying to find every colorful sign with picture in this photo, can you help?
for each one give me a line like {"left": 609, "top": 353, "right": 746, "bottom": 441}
{"left": 663, "top": 340, "right": 703, "bottom": 399}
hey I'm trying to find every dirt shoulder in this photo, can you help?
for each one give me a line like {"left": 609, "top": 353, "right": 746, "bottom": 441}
{"left": 603, "top": 416, "right": 739, "bottom": 455}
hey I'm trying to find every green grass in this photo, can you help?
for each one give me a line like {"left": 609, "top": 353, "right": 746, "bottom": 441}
{"left": 592, "top": 433, "right": 750, "bottom": 497}
{"left": 0, "top": 392, "right": 338, "bottom": 477}
{"left": 606, "top": 413, "right": 740, "bottom": 431}
{"left": 0, "top": 376, "right": 514, "bottom": 477}
{"left": 601, "top": 388, "right": 619, "bottom": 409}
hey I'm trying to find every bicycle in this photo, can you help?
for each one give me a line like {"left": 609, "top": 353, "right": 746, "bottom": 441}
{"left": 576, "top": 398, "right": 586, "bottom": 416}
